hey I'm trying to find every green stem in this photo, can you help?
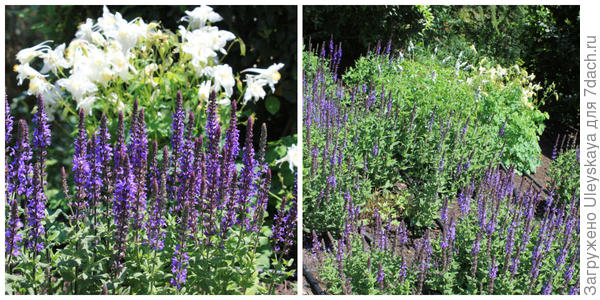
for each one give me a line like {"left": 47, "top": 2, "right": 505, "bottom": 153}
{"left": 233, "top": 222, "right": 246, "bottom": 256}
{"left": 268, "top": 191, "right": 283, "bottom": 202}
{"left": 217, "top": 39, "right": 239, "bottom": 64}
{"left": 44, "top": 230, "right": 51, "bottom": 294}
{"left": 71, "top": 215, "right": 81, "bottom": 294}
{"left": 267, "top": 252, "right": 279, "bottom": 295}
{"left": 149, "top": 247, "right": 158, "bottom": 294}
{"left": 32, "top": 248, "right": 38, "bottom": 294}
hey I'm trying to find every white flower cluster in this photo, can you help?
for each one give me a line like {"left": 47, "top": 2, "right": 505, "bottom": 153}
{"left": 14, "top": 6, "right": 157, "bottom": 114}
{"left": 178, "top": 6, "right": 284, "bottom": 105}
{"left": 15, "top": 5, "right": 284, "bottom": 115}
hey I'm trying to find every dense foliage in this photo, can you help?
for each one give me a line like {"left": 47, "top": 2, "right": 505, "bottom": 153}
{"left": 5, "top": 93, "right": 297, "bottom": 294}
{"left": 304, "top": 5, "right": 579, "bottom": 130}
{"left": 303, "top": 39, "right": 547, "bottom": 233}
{"left": 343, "top": 44, "right": 548, "bottom": 174}
{"left": 303, "top": 41, "right": 579, "bottom": 295}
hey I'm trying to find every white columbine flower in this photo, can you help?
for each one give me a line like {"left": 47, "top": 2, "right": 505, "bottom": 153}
{"left": 497, "top": 66, "right": 507, "bottom": 78}
{"left": 27, "top": 76, "right": 52, "bottom": 97}
{"left": 408, "top": 41, "right": 415, "bottom": 52}
{"left": 243, "top": 76, "right": 267, "bottom": 104}
{"left": 180, "top": 5, "right": 223, "bottom": 29}
{"left": 107, "top": 92, "right": 125, "bottom": 111}
{"left": 180, "top": 28, "right": 217, "bottom": 69}
{"left": 242, "top": 63, "right": 284, "bottom": 92}
{"left": 180, "top": 27, "right": 234, "bottom": 69}
{"left": 57, "top": 73, "right": 98, "bottom": 101}
{"left": 40, "top": 84, "right": 62, "bottom": 120}
{"left": 14, "top": 64, "right": 46, "bottom": 85}
{"left": 211, "top": 64, "right": 235, "bottom": 96}
{"left": 143, "top": 63, "right": 158, "bottom": 76}
{"left": 198, "top": 80, "right": 211, "bottom": 102}
{"left": 217, "top": 97, "right": 231, "bottom": 106}
{"left": 40, "top": 83, "right": 63, "bottom": 108}
{"left": 107, "top": 17, "right": 148, "bottom": 52}
{"left": 203, "top": 26, "right": 235, "bottom": 54}
{"left": 75, "top": 18, "right": 105, "bottom": 44}
{"left": 75, "top": 18, "right": 95, "bottom": 39}
{"left": 469, "top": 44, "right": 477, "bottom": 54}
{"left": 276, "top": 144, "right": 300, "bottom": 171}
{"left": 65, "top": 39, "right": 99, "bottom": 69}
{"left": 106, "top": 45, "right": 137, "bottom": 82}
{"left": 70, "top": 44, "right": 112, "bottom": 86}
{"left": 40, "top": 43, "right": 71, "bottom": 76}
{"left": 97, "top": 5, "right": 121, "bottom": 34}
{"left": 77, "top": 95, "right": 98, "bottom": 115}
{"left": 16, "top": 40, "right": 52, "bottom": 64}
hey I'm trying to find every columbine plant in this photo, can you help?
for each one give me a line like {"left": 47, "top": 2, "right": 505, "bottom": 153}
{"left": 5, "top": 92, "right": 296, "bottom": 295}
{"left": 14, "top": 5, "right": 284, "bottom": 134}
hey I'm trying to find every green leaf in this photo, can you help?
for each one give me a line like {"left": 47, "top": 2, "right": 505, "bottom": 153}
{"left": 265, "top": 96, "right": 280, "bottom": 115}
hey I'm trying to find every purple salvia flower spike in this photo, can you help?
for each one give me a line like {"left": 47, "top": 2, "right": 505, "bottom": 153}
{"left": 6, "top": 120, "right": 28, "bottom": 257}
{"left": 5, "top": 96, "right": 16, "bottom": 202}
{"left": 112, "top": 152, "right": 135, "bottom": 274}
{"left": 131, "top": 108, "right": 148, "bottom": 235}
{"left": 72, "top": 109, "right": 90, "bottom": 224}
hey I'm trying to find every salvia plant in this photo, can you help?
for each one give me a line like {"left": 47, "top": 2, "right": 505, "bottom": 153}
{"left": 313, "top": 161, "right": 579, "bottom": 295}
{"left": 304, "top": 41, "right": 506, "bottom": 231}
{"left": 304, "top": 40, "right": 579, "bottom": 295}
{"left": 5, "top": 91, "right": 296, "bottom": 295}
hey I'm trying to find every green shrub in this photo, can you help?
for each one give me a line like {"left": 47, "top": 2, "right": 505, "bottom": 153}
{"left": 343, "top": 50, "right": 548, "bottom": 174}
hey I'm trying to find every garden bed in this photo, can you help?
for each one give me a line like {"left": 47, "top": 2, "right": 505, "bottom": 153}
{"left": 302, "top": 37, "right": 579, "bottom": 294}
{"left": 303, "top": 139, "right": 555, "bottom": 295}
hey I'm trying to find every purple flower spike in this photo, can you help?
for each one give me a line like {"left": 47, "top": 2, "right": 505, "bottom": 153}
{"left": 498, "top": 118, "right": 507, "bottom": 137}
{"left": 311, "top": 229, "right": 322, "bottom": 261}
{"left": 131, "top": 109, "right": 148, "bottom": 233}
{"left": 170, "top": 244, "right": 190, "bottom": 290}
{"left": 376, "top": 261, "right": 385, "bottom": 290}
{"left": 27, "top": 163, "right": 46, "bottom": 252}
{"left": 72, "top": 109, "right": 90, "bottom": 223}
{"left": 205, "top": 92, "right": 222, "bottom": 217}
{"left": 6, "top": 193, "right": 23, "bottom": 257}
{"left": 32, "top": 96, "right": 51, "bottom": 168}
{"left": 171, "top": 91, "right": 185, "bottom": 176}
{"left": 5, "top": 95, "right": 13, "bottom": 144}
{"left": 5, "top": 96, "right": 16, "bottom": 200}
{"left": 15, "top": 120, "right": 33, "bottom": 199}
{"left": 146, "top": 145, "right": 168, "bottom": 251}
{"left": 5, "top": 121, "right": 28, "bottom": 258}
{"left": 112, "top": 152, "right": 135, "bottom": 273}
{"left": 272, "top": 194, "right": 297, "bottom": 256}
{"left": 221, "top": 100, "right": 240, "bottom": 205}
{"left": 542, "top": 276, "right": 553, "bottom": 295}
{"left": 551, "top": 134, "right": 560, "bottom": 160}
{"left": 237, "top": 116, "right": 256, "bottom": 229}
